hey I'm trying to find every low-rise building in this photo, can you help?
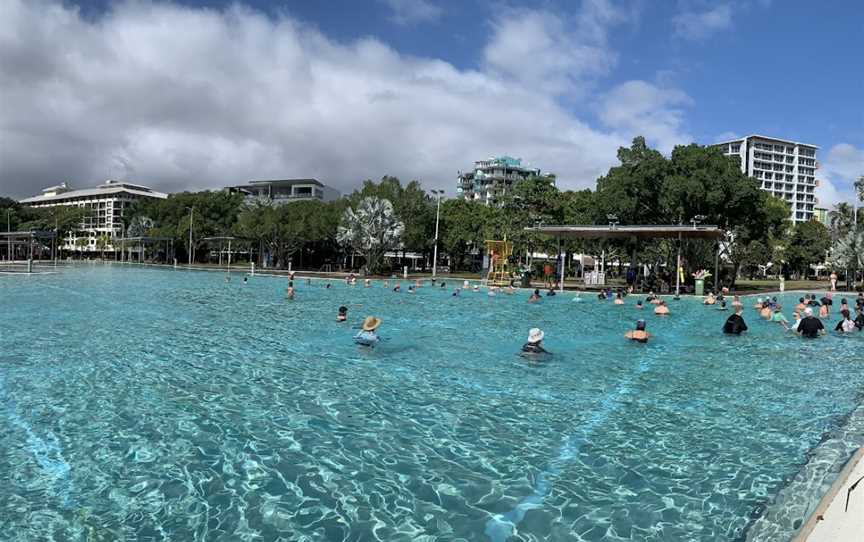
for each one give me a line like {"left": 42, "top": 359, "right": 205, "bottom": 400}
{"left": 712, "top": 135, "right": 819, "bottom": 223}
{"left": 20, "top": 180, "right": 167, "bottom": 252}
{"left": 457, "top": 156, "right": 548, "bottom": 204}
{"left": 228, "top": 178, "right": 340, "bottom": 204}
{"left": 814, "top": 207, "right": 829, "bottom": 226}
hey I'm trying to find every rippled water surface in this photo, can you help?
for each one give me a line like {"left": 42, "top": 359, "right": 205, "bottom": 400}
{"left": 1, "top": 265, "right": 863, "bottom": 541}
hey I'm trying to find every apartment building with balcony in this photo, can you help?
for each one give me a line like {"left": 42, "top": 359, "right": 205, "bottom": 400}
{"left": 712, "top": 135, "right": 819, "bottom": 223}
{"left": 19, "top": 180, "right": 167, "bottom": 252}
{"left": 228, "top": 179, "right": 340, "bottom": 204}
{"left": 457, "top": 156, "right": 549, "bottom": 205}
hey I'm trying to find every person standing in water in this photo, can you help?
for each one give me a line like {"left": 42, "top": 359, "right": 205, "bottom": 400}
{"left": 286, "top": 281, "right": 295, "bottom": 300}
{"left": 521, "top": 328, "right": 550, "bottom": 355}
{"left": 625, "top": 320, "right": 650, "bottom": 343}
{"left": 354, "top": 316, "right": 382, "bottom": 346}
{"left": 797, "top": 308, "right": 826, "bottom": 338}
{"left": 723, "top": 306, "right": 748, "bottom": 335}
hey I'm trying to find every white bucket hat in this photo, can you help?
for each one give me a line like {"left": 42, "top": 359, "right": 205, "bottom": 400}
{"left": 527, "top": 328, "right": 544, "bottom": 343}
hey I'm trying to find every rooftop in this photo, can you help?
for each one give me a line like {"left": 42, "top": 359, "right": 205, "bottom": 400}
{"left": 525, "top": 224, "right": 724, "bottom": 240}
{"left": 714, "top": 134, "right": 819, "bottom": 149}
{"left": 238, "top": 178, "right": 326, "bottom": 188}
{"left": 20, "top": 180, "right": 167, "bottom": 204}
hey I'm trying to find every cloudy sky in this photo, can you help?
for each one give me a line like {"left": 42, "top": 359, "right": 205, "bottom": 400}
{"left": 1, "top": 0, "right": 862, "bottom": 205}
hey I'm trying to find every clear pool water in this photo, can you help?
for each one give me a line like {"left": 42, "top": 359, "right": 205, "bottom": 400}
{"left": 1, "top": 265, "right": 862, "bottom": 541}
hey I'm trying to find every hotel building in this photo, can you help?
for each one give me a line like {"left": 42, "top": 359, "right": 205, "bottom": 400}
{"left": 20, "top": 180, "right": 167, "bottom": 252}
{"left": 713, "top": 135, "right": 819, "bottom": 223}
{"left": 457, "top": 156, "right": 548, "bottom": 205}
{"left": 227, "top": 179, "right": 341, "bottom": 204}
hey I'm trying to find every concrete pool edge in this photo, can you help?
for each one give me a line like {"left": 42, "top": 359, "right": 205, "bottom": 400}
{"left": 792, "top": 447, "right": 864, "bottom": 542}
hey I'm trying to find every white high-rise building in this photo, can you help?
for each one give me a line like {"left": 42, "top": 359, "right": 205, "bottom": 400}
{"left": 20, "top": 180, "right": 167, "bottom": 252}
{"left": 713, "top": 135, "right": 819, "bottom": 223}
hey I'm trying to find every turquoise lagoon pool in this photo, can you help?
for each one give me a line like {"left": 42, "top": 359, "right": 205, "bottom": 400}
{"left": 1, "top": 265, "right": 863, "bottom": 541}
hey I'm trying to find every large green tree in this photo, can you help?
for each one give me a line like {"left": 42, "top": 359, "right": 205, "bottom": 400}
{"left": 785, "top": 219, "right": 831, "bottom": 278}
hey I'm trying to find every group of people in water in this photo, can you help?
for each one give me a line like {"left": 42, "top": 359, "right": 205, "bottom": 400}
{"left": 718, "top": 290, "right": 864, "bottom": 338}
{"left": 274, "top": 270, "right": 864, "bottom": 350}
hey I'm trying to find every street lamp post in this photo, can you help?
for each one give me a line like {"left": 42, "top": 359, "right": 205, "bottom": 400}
{"left": 431, "top": 190, "right": 443, "bottom": 278}
{"left": 6, "top": 209, "right": 11, "bottom": 262}
{"left": 186, "top": 206, "right": 194, "bottom": 266}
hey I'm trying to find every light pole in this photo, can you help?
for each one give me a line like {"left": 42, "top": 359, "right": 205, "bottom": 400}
{"left": 431, "top": 190, "right": 444, "bottom": 278}
{"left": 186, "top": 206, "right": 194, "bottom": 266}
{"left": 6, "top": 209, "right": 11, "bottom": 262}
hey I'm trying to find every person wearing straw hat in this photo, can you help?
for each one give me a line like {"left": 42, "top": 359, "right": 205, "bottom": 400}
{"left": 354, "top": 316, "right": 382, "bottom": 346}
{"left": 521, "top": 328, "right": 549, "bottom": 355}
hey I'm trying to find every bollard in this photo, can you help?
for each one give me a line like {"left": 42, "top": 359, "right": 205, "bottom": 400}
{"left": 27, "top": 258, "right": 32, "bottom": 273}
{"left": 173, "top": 258, "right": 178, "bottom": 269}
{"left": 251, "top": 262, "right": 255, "bottom": 276}
{"left": 403, "top": 265, "right": 408, "bottom": 279}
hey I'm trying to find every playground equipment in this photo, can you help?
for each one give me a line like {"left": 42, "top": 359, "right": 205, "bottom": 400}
{"left": 485, "top": 239, "right": 513, "bottom": 287}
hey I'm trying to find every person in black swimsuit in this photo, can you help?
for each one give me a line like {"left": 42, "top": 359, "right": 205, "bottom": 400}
{"left": 521, "top": 328, "right": 550, "bottom": 356}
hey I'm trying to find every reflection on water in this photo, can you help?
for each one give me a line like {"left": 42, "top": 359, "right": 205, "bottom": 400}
{"left": 0, "top": 266, "right": 861, "bottom": 541}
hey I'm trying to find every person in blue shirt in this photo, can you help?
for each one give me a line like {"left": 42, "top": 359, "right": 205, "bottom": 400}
{"left": 354, "top": 316, "right": 381, "bottom": 346}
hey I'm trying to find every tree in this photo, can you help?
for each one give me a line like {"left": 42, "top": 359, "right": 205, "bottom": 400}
{"left": 337, "top": 197, "right": 404, "bottom": 274}
{"left": 828, "top": 202, "right": 860, "bottom": 239}
{"left": 96, "top": 233, "right": 110, "bottom": 260}
{"left": 349, "top": 176, "right": 435, "bottom": 259}
{"left": 785, "top": 220, "right": 831, "bottom": 278}
{"left": 829, "top": 230, "right": 864, "bottom": 280}
{"left": 594, "top": 136, "right": 670, "bottom": 225}
{"left": 438, "top": 198, "right": 490, "bottom": 271}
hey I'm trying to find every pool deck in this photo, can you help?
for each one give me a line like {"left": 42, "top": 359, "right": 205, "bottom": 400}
{"left": 793, "top": 447, "right": 864, "bottom": 542}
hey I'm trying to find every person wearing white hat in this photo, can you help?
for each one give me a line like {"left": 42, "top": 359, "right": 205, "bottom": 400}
{"left": 521, "top": 328, "right": 549, "bottom": 355}
{"left": 797, "top": 307, "right": 825, "bottom": 338}
{"left": 354, "top": 316, "right": 382, "bottom": 346}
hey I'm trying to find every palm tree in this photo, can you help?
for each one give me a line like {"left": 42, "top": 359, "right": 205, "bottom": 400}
{"left": 95, "top": 233, "right": 110, "bottom": 260}
{"left": 337, "top": 197, "right": 404, "bottom": 275}
{"left": 830, "top": 230, "right": 864, "bottom": 288}
{"left": 828, "top": 202, "right": 856, "bottom": 238}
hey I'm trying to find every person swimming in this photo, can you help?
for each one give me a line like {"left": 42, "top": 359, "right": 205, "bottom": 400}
{"left": 325, "top": 283, "right": 331, "bottom": 289}
{"left": 614, "top": 292, "right": 624, "bottom": 305}
{"left": 520, "top": 328, "right": 550, "bottom": 355}
{"left": 286, "top": 281, "right": 295, "bottom": 300}
{"left": 625, "top": 320, "right": 650, "bottom": 343}
{"left": 635, "top": 300, "right": 643, "bottom": 309}
{"left": 408, "top": 285, "right": 415, "bottom": 293}
{"left": 393, "top": 283, "right": 401, "bottom": 292}
{"left": 354, "top": 316, "right": 381, "bottom": 346}
{"left": 703, "top": 292, "right": 716, "bottom": 305}
{"left": 546, "top": 288, "right": 556, "bottom": 297}
{"left": 528, "top": 289, "right": 541, "bottom": 303}
{"left": 364, "top": 278, "right": 371, "bottom": 288}
{"left": 337, "top": 306, "right": 348, "bottom": 322}
{"left": 452, "top": 288, "right": 461, "bottom": 297}
{"left": 716, "top": 300, "right": 728, "bottom": 311}
{"left": 243, "top": 276, "right": 248, "bottom": 283}
{"left": 654, "top": 300, "right": 669, "bottom": 315}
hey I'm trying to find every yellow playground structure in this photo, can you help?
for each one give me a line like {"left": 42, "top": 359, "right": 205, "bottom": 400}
{"left": 485, "top": 239, "right": 513, "bottom": 287}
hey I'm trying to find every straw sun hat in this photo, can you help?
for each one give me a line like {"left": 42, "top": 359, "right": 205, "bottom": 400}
{"left": 527, "top": 328, "right": 544, "bottom": 344}
{"left": 362, "top": 316, "right": 382, "bottom": 331}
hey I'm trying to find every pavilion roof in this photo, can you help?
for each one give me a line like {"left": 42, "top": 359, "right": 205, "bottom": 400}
{"left": 524, "top": 224, "right": 724, "bottom": 240}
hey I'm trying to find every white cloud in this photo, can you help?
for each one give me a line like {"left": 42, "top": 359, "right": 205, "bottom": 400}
{"left": 0, "top": 0, "right": 692, "bottom": 199}
{"left": 482, "top": 3, "right": 625, "bottom": 95}
{"left": 713, "top": 131, "right": 740, "bottom": 142}
{"left": 598, "top": 80, "right": 694, "bottom": 153}
{"left": 381, "top": 0, "right": 441, "bottom": 26}
{"left": 672, "top": 4, "right": 733, "bottom": 40}
{"left": 816, "top": 143, "right": 864, "bottom": 207}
